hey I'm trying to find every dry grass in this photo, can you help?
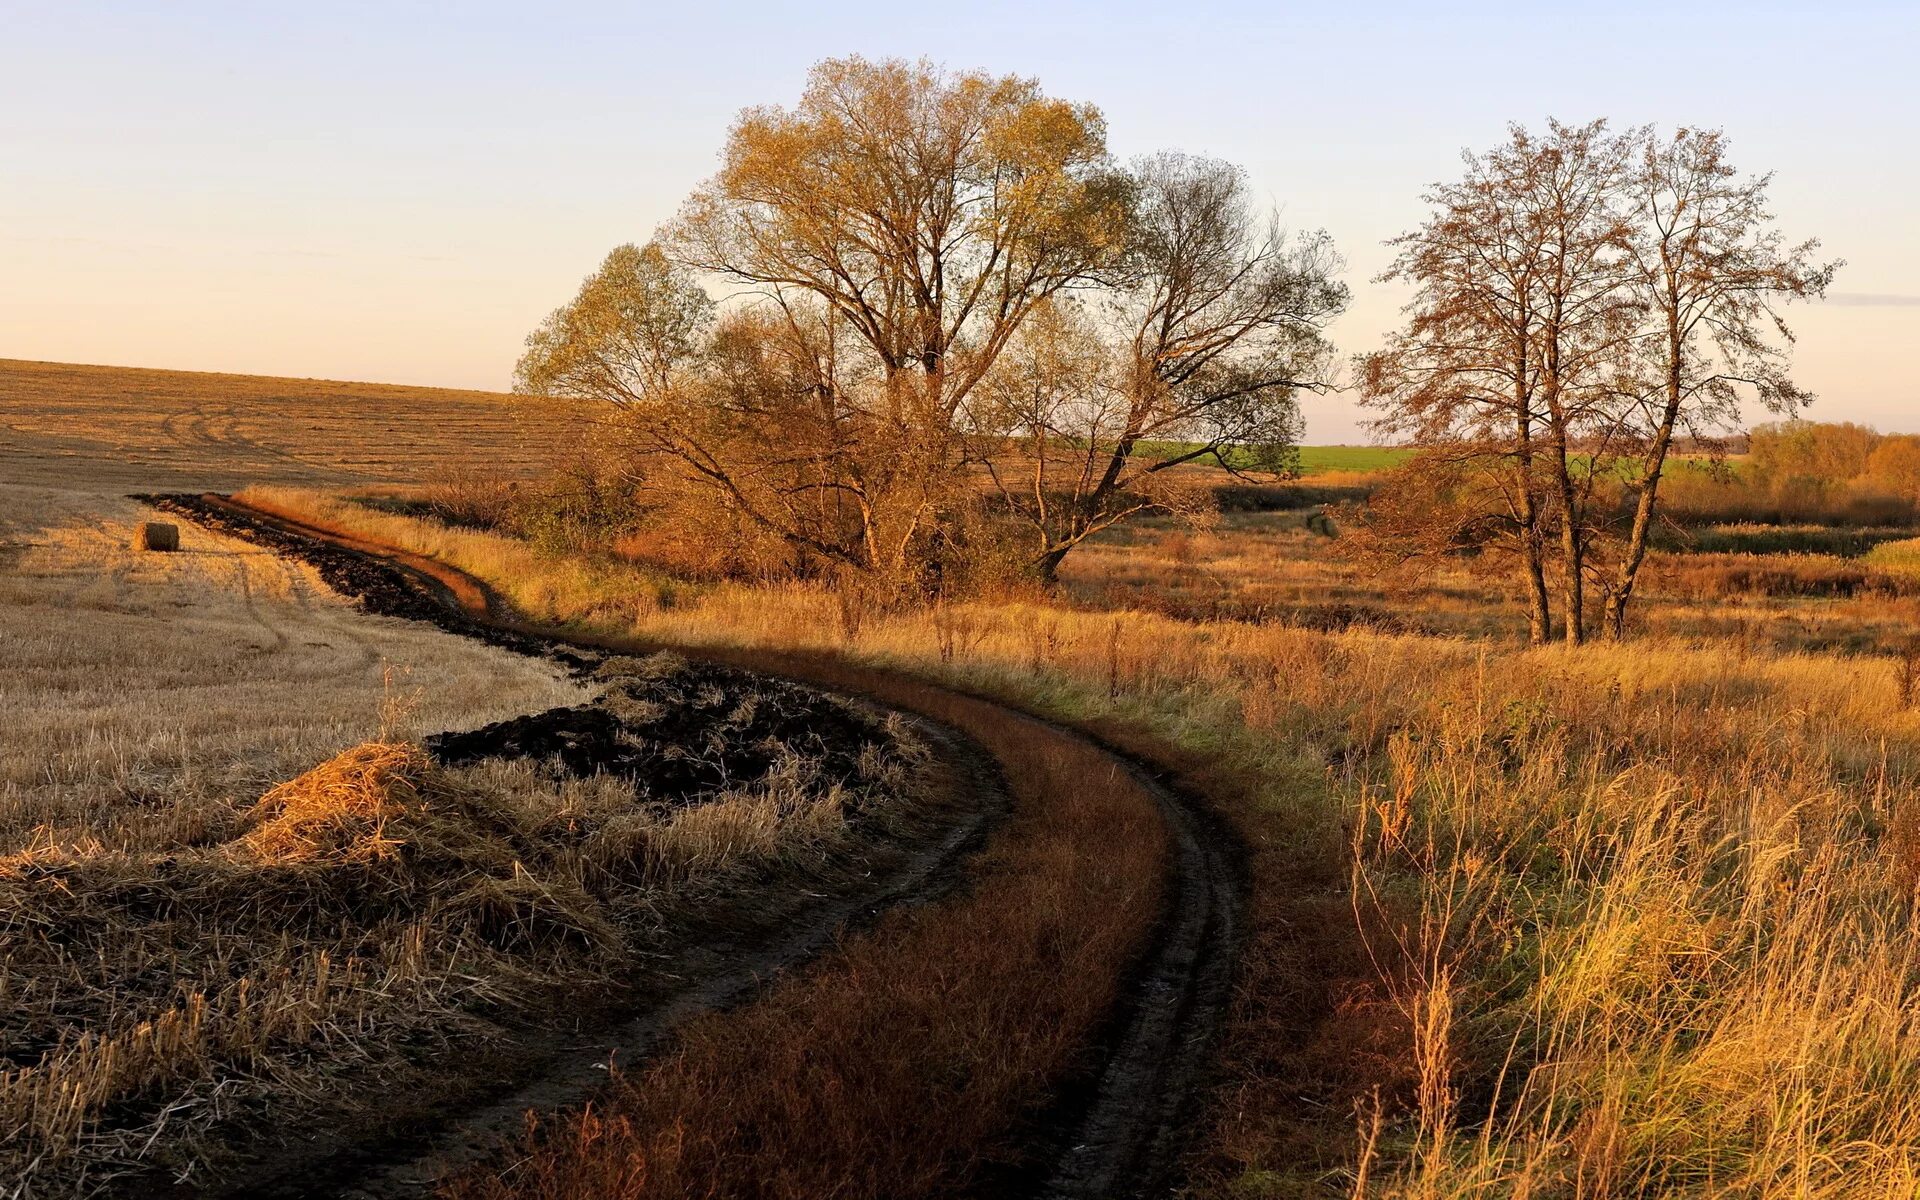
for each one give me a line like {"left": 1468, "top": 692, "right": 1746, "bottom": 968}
{"left": 238, "top": 484, "right": 682, "bottom": 631}
{"left": 256, "top": 489, "right": 1920, "bottom": 1199}
{"left": 15, "top": 351, "right": 1910, "bottom": 1198}
{"left": 2, "top": 720, "right": 918, "bottom": 1193}
{"left": 1060, "top": 510, "right": 1920, "bottom": 655}
{"left": 1867, "top": 535, "right": 1920, "bottom": 577}
{"left": 1335, "top": 642, "right": 1920, "bottom": 1197}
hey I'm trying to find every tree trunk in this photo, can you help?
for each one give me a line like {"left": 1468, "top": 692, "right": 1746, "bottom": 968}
{"left": 1036, "top": 545, "right": 1069, "bottom": 584}
{"left": 1562, "top": 532, "right": 1584, "bottom": 644}
{"left": 1602, "top": 315, "right": 1684, "bottom": 641}
{"left": 1602, "top": 471, "right": 1662, "bottom": 641}
{"left": 1541, "top": 294, "right": 1585, "bottom": 647}
{"left": 1557, "top": 475, "right": 1585, "bottom": 647}
{"left": 1514, "top": 411, "right": 1552, "bottom": 646}
{"left": 1523, "top": 527, "right": 1553, "bottom": 646}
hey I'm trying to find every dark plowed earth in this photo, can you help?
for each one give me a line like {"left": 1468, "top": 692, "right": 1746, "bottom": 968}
{"left": 135, "top": 493, "right": 586, "bottom": 667}
{"left": 427, "top": 670, "right": 895, "bottom": 806}
{"left": 148, "top": 493, "right": 1248, "bottom": 1200}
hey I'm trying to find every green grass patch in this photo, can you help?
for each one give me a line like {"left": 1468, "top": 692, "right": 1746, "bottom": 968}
{"left": 1295, "top": 445, "right": 1413, "bottom": 473}
{"left": 1865, "top": 537, "right": 1920, "bottom": 575}
{"left": 1129, "top": 441, "right": 1411, "bottom": 475}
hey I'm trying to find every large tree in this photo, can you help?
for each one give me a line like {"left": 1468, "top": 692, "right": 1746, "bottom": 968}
{"left": 664, "top": 55, "right": 1130, "bottom": 426}
{"left": 519, "top": 59, "right": 1345, "bottom": 592}
{"left": 971, "top": 152, "right": 1347, "bottom": 578}
{"left": 523, "top": 58, "right": 1133, "bottom": 591}
{"left": 1596, "top": 128, "right": 1836, "bottom": 638}
{"left": 656, "top": 56, "right": 1132, "bottom": 588}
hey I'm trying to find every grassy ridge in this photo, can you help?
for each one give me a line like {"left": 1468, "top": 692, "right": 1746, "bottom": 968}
{"left": 1295, "top": 445, "right": 1413, "bottom": 474}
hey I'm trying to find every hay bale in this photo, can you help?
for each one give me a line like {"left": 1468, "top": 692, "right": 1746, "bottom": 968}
{"left": 135, "top": 522, "right": 180, "bottom": 552}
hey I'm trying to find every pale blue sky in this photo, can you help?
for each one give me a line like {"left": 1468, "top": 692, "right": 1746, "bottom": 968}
{"left": 3, "top": 1, "right": 1915, "bottom": 439}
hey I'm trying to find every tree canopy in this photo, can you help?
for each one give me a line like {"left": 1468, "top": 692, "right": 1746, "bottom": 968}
{"left": 515, "top": 57, "right": 1346, "bottom": 594}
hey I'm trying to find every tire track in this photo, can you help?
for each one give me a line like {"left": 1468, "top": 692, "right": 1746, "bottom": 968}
{"left": 146, "top": 493, "right": 1247, "bottom": 1200}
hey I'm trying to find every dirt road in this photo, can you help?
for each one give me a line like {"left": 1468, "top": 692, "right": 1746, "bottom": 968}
{"left": 148, "top": 493, "right": 1247, "bottom": 1200}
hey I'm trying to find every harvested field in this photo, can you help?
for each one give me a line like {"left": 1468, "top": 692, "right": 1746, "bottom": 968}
{"left": 0, "top": 358, "right": 567, "bottom": 491}
{"left": 0, "top": 486, "right": 963, "bottom": 1196}
{"left": 0, "top": 484, "right": 585, "bottom": 852}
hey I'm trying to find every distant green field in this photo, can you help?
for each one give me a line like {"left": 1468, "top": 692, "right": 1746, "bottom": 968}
{"left": 1129, "top": 443, "right": 1748, "bottom": 478}
{"left": 1295, "top": 445, "right": 1414, "bottom": 474}
{"left": 1130, "top": 441, "right": 1412, "bottom": 475}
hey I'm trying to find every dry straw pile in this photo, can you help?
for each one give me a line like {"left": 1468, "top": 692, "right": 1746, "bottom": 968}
{"left": 134, "top": 521, "right": 179, "bottom": 551}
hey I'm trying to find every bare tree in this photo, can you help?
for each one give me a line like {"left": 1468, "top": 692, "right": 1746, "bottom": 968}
{"left": 1596, "top": 128, "right": 1838, "bottom": 638}
{"left": 1359, "top": 123, "right": 1625, "bottom": 645}
{"left": 1362, "top": 121, "right": 1835, "bottom": 645}
{"left": 972, "top": 153, "right": 1347, "bottom": 578}
{"left": 1517, "top": 121, "right": 1641, "bottom": 645}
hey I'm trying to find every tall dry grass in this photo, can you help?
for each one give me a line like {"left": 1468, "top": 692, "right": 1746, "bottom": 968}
{"left": 260, "top": 487, "right": 1920, "bottom": 1198}
{"left": 3, "top": 711, "right": 926, "bottom": 1193}
{"left": 241, "top": 485, "right": 684, "bottom": 629}
{"left": 1339, "top": 644, "right": 1920, "bottom": 1197}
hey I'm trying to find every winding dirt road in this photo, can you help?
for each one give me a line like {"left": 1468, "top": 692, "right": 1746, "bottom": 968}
{"left": 147, "top": 493, "right": 1247, "bottom": 1200}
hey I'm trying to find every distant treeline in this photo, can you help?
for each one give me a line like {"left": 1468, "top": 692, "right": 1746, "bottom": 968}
{"left": 1661, "top": 421, "right": 1920, "bottom": 526}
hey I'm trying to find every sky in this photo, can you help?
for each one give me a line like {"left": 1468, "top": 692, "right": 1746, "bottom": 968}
{"left": 3, "top": 0, "right": 1916, "bottom": 441}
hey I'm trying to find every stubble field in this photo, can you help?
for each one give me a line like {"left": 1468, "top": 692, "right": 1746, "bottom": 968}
{"left": 0, "top": 358, "right": 565, "bottom": 491}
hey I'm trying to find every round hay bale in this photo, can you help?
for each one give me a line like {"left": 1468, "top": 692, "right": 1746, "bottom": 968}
{"left": 136, "top": 521, "right": 180, "bottom": 552}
